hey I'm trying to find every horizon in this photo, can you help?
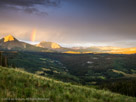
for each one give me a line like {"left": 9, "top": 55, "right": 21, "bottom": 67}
{"left": 0, "top": 34, "right": 135, "bottom": 48}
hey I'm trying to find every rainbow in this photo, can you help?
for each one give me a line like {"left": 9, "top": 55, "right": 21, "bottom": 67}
{"left": 31, "top": 29, "right": 36, "bottom": 42}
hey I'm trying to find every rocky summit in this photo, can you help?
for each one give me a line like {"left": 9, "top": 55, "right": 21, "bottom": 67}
{"left": 4, "top": 35, "right": 15, "bottom": 42}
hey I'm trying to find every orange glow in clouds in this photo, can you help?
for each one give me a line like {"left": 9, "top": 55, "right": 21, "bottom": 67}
{"left": 31, "top": 29, "right": 36, "bottom": 42}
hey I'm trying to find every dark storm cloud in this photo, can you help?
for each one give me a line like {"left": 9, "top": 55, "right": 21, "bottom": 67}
{"left": 62, "top": 0, "right": 136, "bottom": 41}
{"left": 23, "top": 7, "right": 48, "bottom": 16}
{"left": 0, "top": 0, "right": 60, "bottom": 15}
{"left": 64, "top": 0, "right": 136, "bottom": 18}
{"left": 0, "top": 0, "right": 60, "bottom": 6}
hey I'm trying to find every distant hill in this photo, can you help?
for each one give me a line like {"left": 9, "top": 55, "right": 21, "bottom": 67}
{"left": 36, "top": 41, "right": 77, "bottom": 53}
{"left": 36, "top": 41, "right": 61, "bottom": 49}
{"left": 71, "top": 46, "right": 136, "bottom": 54}
{"left": 0, "top": 66, "right": 135, "bottom": 102}
{"left": 0, "top": 35, "right": 49, "bottom": 52}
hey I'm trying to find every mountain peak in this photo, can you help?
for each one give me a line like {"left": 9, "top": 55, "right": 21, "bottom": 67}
{"left": 4, "top": 35, "right": 15, "bottom": 42}
{"left": 51, "top": 42, "right": 61, "bottom": 49}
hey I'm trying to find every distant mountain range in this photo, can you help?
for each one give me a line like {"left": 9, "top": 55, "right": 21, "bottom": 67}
{"left": 0, "top": 35, "right": 136, "bottom": 54}
{"left": 0, "top": 35, "right": 47, "bottom": 52}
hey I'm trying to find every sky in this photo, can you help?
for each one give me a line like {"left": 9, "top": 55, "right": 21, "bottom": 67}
{"left": 0, "top": 0, "right": 136, "bottom": 47}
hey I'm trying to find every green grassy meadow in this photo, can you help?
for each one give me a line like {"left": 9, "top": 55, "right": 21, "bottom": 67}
{"left": 0, "top": 66, "right": 136, "bottom": 102}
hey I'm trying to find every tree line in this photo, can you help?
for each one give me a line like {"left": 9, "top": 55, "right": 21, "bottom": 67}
{"left": 0, "top": 52, "right": 8, "bottom": 67}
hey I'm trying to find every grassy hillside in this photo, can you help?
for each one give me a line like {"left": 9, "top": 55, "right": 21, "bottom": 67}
{"left": 0, "top": 67, "right": 136, "bottom": 102}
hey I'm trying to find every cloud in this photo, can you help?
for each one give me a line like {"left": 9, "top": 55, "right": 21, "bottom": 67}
{"left": 0, "top": 0, "right": 60, "bottom": 15}
{"left": 0, "top": 0, "right": 136, "bottom": 47}
{"left": 0, "top": 0, "right": 60, "bottom": 7}
{"left": 23, "top": 7, "right": 48, "bottom": 16}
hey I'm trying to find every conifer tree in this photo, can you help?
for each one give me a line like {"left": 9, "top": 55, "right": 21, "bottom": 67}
{"left": 2, "top": 56, "right": 8, "bottom": 67}
{"left": 0, "top": 52, "right": 2, "bottom": 66}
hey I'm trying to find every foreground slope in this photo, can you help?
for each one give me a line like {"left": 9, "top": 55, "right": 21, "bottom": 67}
{"left": 0, "top": 67, "right": 135, "bottom": 102}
